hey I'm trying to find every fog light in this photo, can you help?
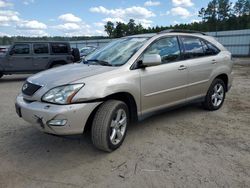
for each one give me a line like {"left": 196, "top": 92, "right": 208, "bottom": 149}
{"left": 47, "top": 119, "right": 67, "bottom": 126}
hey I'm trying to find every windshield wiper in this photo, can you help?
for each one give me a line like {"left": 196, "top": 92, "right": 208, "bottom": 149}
{"left": 87, "top": 59, "right": 112, "bottom": 66}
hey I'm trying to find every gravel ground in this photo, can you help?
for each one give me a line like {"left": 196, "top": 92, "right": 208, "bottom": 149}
{"left": 0, "top": 58, "right": 250, "bottom": 188}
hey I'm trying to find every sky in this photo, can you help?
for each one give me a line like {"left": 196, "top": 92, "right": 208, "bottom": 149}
{"left": 0, "top": 0, "right": 237, "bottom": 37}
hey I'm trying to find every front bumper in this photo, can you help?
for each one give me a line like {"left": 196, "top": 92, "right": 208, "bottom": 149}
{"left": 16, "top": 94, "right": 101, "bottom": 135}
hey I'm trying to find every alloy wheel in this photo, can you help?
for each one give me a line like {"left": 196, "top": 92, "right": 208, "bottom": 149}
{"left": 211, "top": 83, "right": 224, "bottom": 107}
{"left": 110, "top": 109, "right": 127, "bottom": 145}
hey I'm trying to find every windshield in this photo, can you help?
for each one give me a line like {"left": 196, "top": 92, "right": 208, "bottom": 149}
{"left": 85, "top": 37, "right": 148, "bottom": 66}
{"left": 80, "top": 47, "right": 95, "bottom": 55}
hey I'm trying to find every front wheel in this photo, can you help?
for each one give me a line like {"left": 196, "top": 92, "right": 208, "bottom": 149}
{"left": 202, "top": 79, "right": 226, "bottom": 111}
{"left": 91, "top": 100, "right": 129, "bottom": 152}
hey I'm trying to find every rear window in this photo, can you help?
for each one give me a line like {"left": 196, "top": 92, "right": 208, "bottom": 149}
{"left": 33, "top": 43, "right": 49, "bottom": 54}
{"left": 181, "top": 37, "right": 204, "bottom": 59}
{"left": 205, "top": 41, "right": 220, "bottom": 55}
{"left": 51, "top": 43, "right": 69, "bottom": 54}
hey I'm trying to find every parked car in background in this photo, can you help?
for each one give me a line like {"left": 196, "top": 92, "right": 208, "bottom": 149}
{"left": 80, "top": 46, "right": 97, "bottom": 59}
{"left": 0, "top": 46, "right": 9, "bottom": 55}
{"left": 16, "top": 30, "right": 233, "bottom": 152}
{"left": 0, "top": 42, "right": 80, "bottom": 78}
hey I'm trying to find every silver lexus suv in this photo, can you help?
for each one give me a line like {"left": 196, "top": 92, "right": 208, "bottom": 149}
{"left": 15, "top": 30, "right": 233, "bottom": 152}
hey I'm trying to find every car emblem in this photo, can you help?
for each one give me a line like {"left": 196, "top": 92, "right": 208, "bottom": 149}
{"left": 22, "top": 83, "right": 28, "bottom": 91}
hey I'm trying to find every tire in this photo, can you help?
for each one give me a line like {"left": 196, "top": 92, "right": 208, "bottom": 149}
{"left": 72, "top": 48, "right": 80, "bottom": 62}
{"left": 202, "top": 78, "right": 226, "bottom": 111}
{"left": 91, "top": 100, "right": 129, "bottom": 152}
{"left": 0, "top": 72, "right": 3, "bottom": 78}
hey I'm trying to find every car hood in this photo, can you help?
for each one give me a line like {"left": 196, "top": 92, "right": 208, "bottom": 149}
{"left": 27, "top": 63, "right": 117, "bottom": 88}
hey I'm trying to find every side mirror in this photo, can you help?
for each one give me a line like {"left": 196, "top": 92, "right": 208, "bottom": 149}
{"left": 142, "top": 54, "right": 162, "bottom": 67}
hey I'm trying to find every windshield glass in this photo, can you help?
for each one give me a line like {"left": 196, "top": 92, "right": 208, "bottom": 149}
{"left": 85, "top": 37, "right": 148, "bottom": 66}
{"left": 80, "top": 47, "right": 95, "bottom": 55}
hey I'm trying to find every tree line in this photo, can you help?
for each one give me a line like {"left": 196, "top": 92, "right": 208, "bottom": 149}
{"left": 105, "top": 0, "right": 250, "bottom": 38}
{"left": 0, "top": 0, "right": 249, "bottom": 44}
{"left": 0, "top": 36, "right": 108, "bottom": 46}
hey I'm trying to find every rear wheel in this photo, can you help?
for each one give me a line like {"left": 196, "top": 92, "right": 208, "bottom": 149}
{"left": 202, "top": 79, "right": 226, "bottom": 111}
{"left": 91, "top": 100, "right": 129, "bottom": 152}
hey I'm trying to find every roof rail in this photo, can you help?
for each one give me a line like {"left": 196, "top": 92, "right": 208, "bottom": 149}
{"left": 158, "top": 29, "right": 207, "bottom": 35}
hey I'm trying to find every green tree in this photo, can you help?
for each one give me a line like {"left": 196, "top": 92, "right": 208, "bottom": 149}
{"left": 113, "top": 22, "right": 127, "bottom": 38}
{"left": 202, "top": 0, "right": 218, "bottom": 22}
{"left": 217, "top": 0, "right": 232, "bottom": 20}
{"left": 135, "top": 23, "right": 144, "bottom": 34}
{"left": 104, "top": 21, "right": 115, "bottom": 38}
{"left": 127, "top": 19, "right": 136, "bottom": 35}
{"left": 199, "top": 8, "right": 207, "bottom": 22}
{"left": 234, "top": 0, "right": 250, "bottom": 15}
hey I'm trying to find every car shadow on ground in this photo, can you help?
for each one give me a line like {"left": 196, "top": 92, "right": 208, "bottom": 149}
{"left": 2, "top": 104, "right": 207, "bottom": 184}
{"left": 6, "top": 103, "right": 202, "bottom": 167}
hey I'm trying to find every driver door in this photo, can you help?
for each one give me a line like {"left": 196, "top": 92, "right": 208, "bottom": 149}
{"left": 6, "top": 43, "right": 33, "bottom": 72}
{"left": 139, "top": 36, "right": 188, "bottom": 114}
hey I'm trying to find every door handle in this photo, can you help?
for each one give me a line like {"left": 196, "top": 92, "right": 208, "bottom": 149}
{"left": 211, "top": 59, "right": 217, "bottom": 64}
{"left": 178, "top": 65, "right": 187, "bottom": 70}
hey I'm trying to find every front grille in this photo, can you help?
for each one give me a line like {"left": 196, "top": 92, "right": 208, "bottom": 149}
{"left": 22, "top": 82, "right": 42, "bottom": 96}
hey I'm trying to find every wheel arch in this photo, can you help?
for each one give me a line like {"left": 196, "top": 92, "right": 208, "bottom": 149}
{"left": 214, "top": 73, "right": 229, "bottom": 92}
{"left": 83, "top": 92, "right": 138, "bottom": 133}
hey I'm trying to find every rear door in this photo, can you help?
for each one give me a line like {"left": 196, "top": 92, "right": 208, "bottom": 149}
{"left": 6, "top": 43, "right": 33, "bottom": 71}
{"left": 32, "top": 43, "right": 50, "bottom": 70}
{"left": 139, "top": 36, "right": 188, "bottom": 114}
{"left": 179, "top": 36, "right": 220, "bottom": 100}
{"left": 50, "top": 42, "right": 71, "bottom": 63}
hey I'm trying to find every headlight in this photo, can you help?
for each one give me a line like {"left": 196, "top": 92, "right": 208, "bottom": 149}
{"left": 42, "top": 84, "right": 84, "bottom": 104}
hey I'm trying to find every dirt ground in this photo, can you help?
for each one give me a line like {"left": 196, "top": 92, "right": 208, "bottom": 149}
{"left": 0, "top": 58, "right": 249, "bottom": 188}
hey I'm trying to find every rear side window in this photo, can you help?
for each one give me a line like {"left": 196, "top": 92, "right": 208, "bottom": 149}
{"left": 51, "top": 43, "right": 69, "bottom": 54}
{"left": 203, "top": 41, "right": 220, "bottom": 55}
{"left": 144, "top": 36, "right": 181, "bottom": 64}
{"left": 33, "top": 43, "right": 49, "bottom": 54}
{"left": 12, "top": 44, "right": 30, "bottom": 55}
{"left": 181, "top": 37, "right": 204, "bottom": 59}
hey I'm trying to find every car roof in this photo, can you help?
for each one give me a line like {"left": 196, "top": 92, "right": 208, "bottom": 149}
{"left": 125, "top": 30, "right": 207, "bottom": 39}
{"left": 13, "top": 41, "right": 70, "bottom": 44}
{"left": 124, "top": 33, "right": 157, "bottom": 38}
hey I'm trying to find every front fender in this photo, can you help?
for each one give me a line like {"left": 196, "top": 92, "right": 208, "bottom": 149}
{"left": 72, "top": 69, "right": 141, "bottom": 112}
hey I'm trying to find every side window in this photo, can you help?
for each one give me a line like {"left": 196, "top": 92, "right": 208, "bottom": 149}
{"left": 33, "top": 43, "right": 49, "bottom": 54}
{"left": 204, "top": 41, "right": 220, "bottom": 55}
{"left": 11, "top": 44, "right": 30, "bottom": 55}
{"left": 144, "top": 37, "right": 181, "bottom": 64}
{"left": 51, "top": 43, "right": 69, "bottom": 54}
{"left": 181, "top": 37, "right": 204, "bottom": 59}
